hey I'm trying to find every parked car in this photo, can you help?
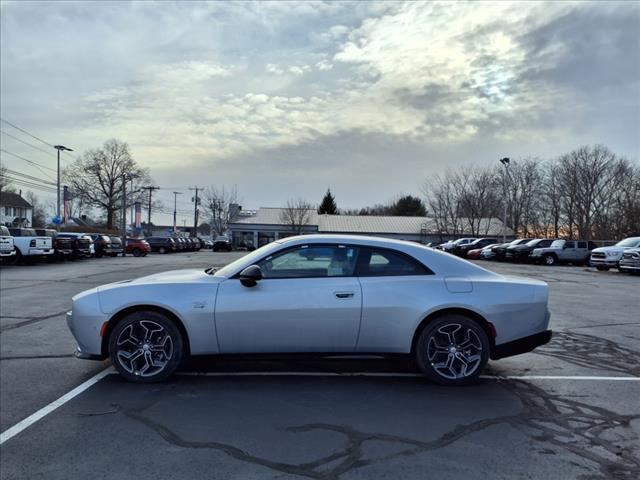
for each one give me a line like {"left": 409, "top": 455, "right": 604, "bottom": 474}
{"left": 491, "top": 239, "right": 534, "bottom": 261}
{"left": 8, "top": 227, "right": 54, "bottom": 263}
{"left": 108, "top": 236, "right": 124, "bottom": 257}
{"left": 35, "top": 228, "right": 74, "bottom": 261}
{"left": 529, "top": 239, "right": 597, "bottom": 266}
{"left": 67, "top": 234, "right": 552, "bottom": 385}
{"left": 506, "top": 238, "right": 555, "bottom": 262}
{"left": 454, "top": 238, "right": 500, "bottom": 258}
{"left": 589, "top": 237, "right": 640, "bottom": 271}
{"left": 86, "top": 234, "right": 114, "bottom": 258}
{"left": 126, "top": 238, "right": 151, "bottom": 257}
{"left": 191, "top": 237, "right": 201, "bottom": 251}
{"left": 213, "top": 237, "right": 233, "bottom": 252}
{"left": 0, "top": 225, "right": 16, "bottom": 264}
{"left": 618, "top": 248, "right": 640, "bottom": 274}
{"left": 56, "top": 232, "right": 92, "bottom": 258}
{"left": 147, "top": 237, "right": 177, "bottom": 254}
{"left": 437, "top": 238, "right": 477, "bottom": 252}
{"left": 177, "top": 237, "right": 189, "bottom": 251}
{"left": 478, "top": 243, "right": 502, "bottom": 260}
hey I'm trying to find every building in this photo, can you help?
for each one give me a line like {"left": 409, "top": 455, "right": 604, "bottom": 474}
{"left": 228, "top": 207, "right": 513, "bottom": 247}
{"left": 0, "top": 192, "right": 33, "bottom": 227}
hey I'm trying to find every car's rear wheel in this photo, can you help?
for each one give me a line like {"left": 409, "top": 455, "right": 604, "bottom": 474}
{"left": 596, "top": 266, "right": 609, "bottom": 271}
{"left": 109, "top": 311, "right": 184, "bottom": 383}
{"left": 159, "top": 247, "right": 166, "bottom": 254}
{"left": 543, "top": 254, "right": 556, "bottom": 266}
{"left": 132, "top": 248, "right": 141, "bottom": 257}
{"left": 415, "top": 315, "right": 489, "bottom": 386}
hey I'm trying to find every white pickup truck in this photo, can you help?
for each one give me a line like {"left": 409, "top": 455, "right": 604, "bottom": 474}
{"left": 8, "top": 227, "right": 54, "bottom": 262}
{"left": 0, "top": 226, "right": 16, "bottom": 263}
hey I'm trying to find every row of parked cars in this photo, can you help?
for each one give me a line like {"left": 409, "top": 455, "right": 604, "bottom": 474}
{"left": 431, "top": 236, "right": 640, "bottom": 273}
{"left": 0, "top": 227, "right": 239, "bottom": 265}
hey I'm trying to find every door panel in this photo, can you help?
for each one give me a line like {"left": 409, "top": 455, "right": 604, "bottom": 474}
{"left": 215, "top": 277, "right": 362, "bottom": 353}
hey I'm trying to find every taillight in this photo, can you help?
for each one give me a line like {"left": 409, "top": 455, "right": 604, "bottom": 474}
{"left": 30, "top": 239, "right": 36, "bottom": 247}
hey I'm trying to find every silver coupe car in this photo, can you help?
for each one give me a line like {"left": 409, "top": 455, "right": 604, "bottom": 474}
{"left": 67, "top": 235, "right": 552, "bottom": 385}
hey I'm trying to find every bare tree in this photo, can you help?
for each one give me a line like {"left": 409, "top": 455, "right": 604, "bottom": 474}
{"left": 24, "top": 191, "right": 47, "bottom": 228}
{"left": 279, "top": 198, "right": 314, "bottom": 234}
{"left": 0, "top": 164, "right": 17, "bottom": 193}
{"left": 423, "top": 170, "right": 463, "bottom": 239}
{"left": 63, "top": 139, "right": 152, "bottom": 229}
{"left": 203, "top": 186, "right": 239, "bottom": 237}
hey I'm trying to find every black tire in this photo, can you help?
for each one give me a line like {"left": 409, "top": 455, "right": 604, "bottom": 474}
{"left": 132, "top": 248, "right": 141, "bottom": 257}
{"left": 14, "top": 249, "right": 24, "bottom": 265}
{"left": 95, "top": 251, "right": 103, "bottom": 258}
{"left": 596, "top": 266, "right": 609, "bottom": 271}
{"left": 110, "top": 252, "right": 118, "bottom": 257}
{"left": 415, "top": 314, "right": 490, "bottom": 386}
{"left": 159, "top": 247, "right": 166, "bottom": 254}
{"left": 109, "top": 311, "right": 184, "bottom": 383}
{"left": 543, "top": 254, "right": 556, "bottom": 266}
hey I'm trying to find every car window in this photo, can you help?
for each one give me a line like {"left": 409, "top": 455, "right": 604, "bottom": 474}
{"left": 565, "top": 241, "right": 575, "bottom": 248}
{"left": 577, "top": 241, "right": 587, "bottom": 248}
{"left": 257, "top": 245, "right": 358, "bottom": 278}
{"left": 357, "top": 248, "right": 431, "bottom": 276}
{"left": 0, "top": 226, "right": 9, "bottom": 236}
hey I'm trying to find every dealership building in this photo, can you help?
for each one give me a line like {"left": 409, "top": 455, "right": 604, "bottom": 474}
{"left": 227, "top": 207, "right": 512, "bottom": 248}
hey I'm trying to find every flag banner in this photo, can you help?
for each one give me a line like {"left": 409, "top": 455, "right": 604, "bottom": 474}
{"left": 135, "top": 202, "right": 142, "bottom": 232}
{"left": 63, "top": 186, "right": 71, "bottom": 224}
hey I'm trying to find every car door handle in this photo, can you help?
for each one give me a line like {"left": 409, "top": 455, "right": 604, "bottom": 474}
{"left": 334, "top": 291, "right": 355, "bottom": 298}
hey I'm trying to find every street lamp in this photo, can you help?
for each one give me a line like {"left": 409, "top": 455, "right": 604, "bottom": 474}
{"left": 54, "top": 145, "right": 73, "bottom": 222}
{"left": 499, "top": 157, "right": 510, "bottom": 242}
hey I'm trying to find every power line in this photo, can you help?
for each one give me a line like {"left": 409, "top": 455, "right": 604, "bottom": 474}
{"left": 0, "top": 130, "right": 56, "bottom": 158}
{"left": 3, "top": 168, "right": 56, "bottom": 186}
{"left": 1, "top": 175, "right": 58, "bottom": 194}
{"left": 0, "top": 148, "right": 57, "bottom": 181}
{"left": 0, "top": 118, "right": 54, "bottom": 148}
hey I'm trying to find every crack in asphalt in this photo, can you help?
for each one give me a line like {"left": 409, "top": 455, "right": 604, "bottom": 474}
{"left": 118, "top": 379, "right": 640, "bottom": 479}
{"left": 535, "top": 331, "right": 640, "bottom": 376}
{"left": 0, "top": 353, "right": 74, "bottom": 360}
{"left": 0, "top": 311, "right": 68, "bottom": 333}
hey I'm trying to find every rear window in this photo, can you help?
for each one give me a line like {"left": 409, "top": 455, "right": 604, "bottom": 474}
{"left": 357, "top": 248, "right": 432, "bottom": 276}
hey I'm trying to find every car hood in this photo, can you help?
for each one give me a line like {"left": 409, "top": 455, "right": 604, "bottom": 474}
{"left": 97, "top": 269, "right": 223, "bottom": 292}
{"left": 592, "top": 246, "right": 626, "bottom": 255}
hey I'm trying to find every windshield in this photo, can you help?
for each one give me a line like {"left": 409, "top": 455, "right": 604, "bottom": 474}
{"left": 550, "top": 240, "right": 565, "bottom": 248}
{"left": 615, "top": 238, "right": 640, "bottom": 248}
{"left": 214, "top": 241, "right": 283, "bottom": 277}
{"left": 526, "top": 239, "right": 542, "bottom": 246}
{"left": 0, "top": 226, "right": 10, "bottom": 236}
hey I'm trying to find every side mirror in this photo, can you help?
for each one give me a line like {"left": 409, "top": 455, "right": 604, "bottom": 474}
{"left": 239, "top": 265, "right": 262, "bottom": 287}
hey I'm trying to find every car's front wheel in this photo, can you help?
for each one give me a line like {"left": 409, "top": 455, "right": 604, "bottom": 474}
{"left": 109, "top": 311, "right": 184, "bottom": 383}
{"left": 543, "top": 254, "right": 556, "bottom": 266}
{"left": 415, "top": 315, "right": 489, "bottom": 386}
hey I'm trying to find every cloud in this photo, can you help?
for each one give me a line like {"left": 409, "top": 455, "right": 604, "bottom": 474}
{"left": 1, "top": 0, "right": 638, "bottom": 214}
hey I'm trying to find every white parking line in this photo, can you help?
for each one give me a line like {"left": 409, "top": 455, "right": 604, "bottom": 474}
{"left": 0, "top": 367, "right": 114, "bottom": 446}
{"left": 177, "top": 371, "right": 640, "bottom": 381}
{"left": 1, "top": 369, "right": 638, "bottom": 446}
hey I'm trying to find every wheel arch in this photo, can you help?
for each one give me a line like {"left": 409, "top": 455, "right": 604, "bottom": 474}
{"left": 101, "top": 305, "right": 192, "bottom": 358}
{"left": 410, "top": 307, "right": 496, "bottom": 355}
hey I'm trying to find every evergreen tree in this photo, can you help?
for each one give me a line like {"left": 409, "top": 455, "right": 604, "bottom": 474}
{"left": 318, "top": 188, "right": 338, "bottom": 214}
{"left": 391, "top": 195, "right": 426, "bottom": 216}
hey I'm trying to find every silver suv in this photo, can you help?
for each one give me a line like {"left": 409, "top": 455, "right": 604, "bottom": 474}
{"left": 530, "top": 239, "right": 598, "bottom": 266}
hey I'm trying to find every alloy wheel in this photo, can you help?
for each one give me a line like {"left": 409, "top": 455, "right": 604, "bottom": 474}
{"left": 426, "top": 323, "right": 483, "bottom": 380}
{"left": 115, "top": 320, "right": 174, "bottom": 377}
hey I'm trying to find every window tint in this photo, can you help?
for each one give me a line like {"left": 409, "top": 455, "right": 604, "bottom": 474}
{"left": 565, "top": 241, "right": 575, "bottom": 248}
{"left": 577, "top": 241, "right": 587, "bottom": 248}
{"left": 357, "top": 248, "right": 430, "bottom": 276}
{"left": 257, "top": 245, "right": 358, "bottom": 278}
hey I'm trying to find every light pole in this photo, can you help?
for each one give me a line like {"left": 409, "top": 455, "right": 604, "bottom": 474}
{"left": 54, "top": 145, "right": 73, "bottom": 221}
{"left": 499, "top": 157, "right": 510, "bottom": 242}
{"left": 172, "top": 191, "right": 183, "bottom": 234}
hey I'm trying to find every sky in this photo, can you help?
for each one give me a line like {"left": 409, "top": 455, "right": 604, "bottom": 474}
{"left": 1, "top": 0, "right": 639, "bottom": 226}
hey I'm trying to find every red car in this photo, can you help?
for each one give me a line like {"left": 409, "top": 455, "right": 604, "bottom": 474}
{"left": 466, "top": 248, "right": 484, "bottom": 259}
{"left": 125, "top": 238, "right": 151, "bottom": 257}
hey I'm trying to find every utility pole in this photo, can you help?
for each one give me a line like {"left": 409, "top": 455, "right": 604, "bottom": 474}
{"left": 172, "top": 191, "right": 183, "bottom": 234}
{"left": 54, "top": 145, "right": 73, "bottom": 226}
{"left": 499, "top": 157, "right": 511, "bottom": 243}
{"left": 188, "top": 186, "right": 201, "bottom": 238}
{"left": 121, "top": 175, "right": 128, "bottom": 257}
{"left": 129, "top": 177, "right": 134, "bottom": 226}
{"left": 141, "top": 186, "right": 159, "bottom": 236}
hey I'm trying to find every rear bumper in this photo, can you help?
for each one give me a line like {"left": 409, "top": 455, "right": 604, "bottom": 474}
{"left": 491, "top": 330, "right": 552, "bottom": 360}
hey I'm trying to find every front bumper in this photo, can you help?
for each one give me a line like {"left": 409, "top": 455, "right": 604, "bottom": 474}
{"left": 619, "top": 260, "right": 640, "bottom": 270}
{"left": 590, "top": 257, "right": 619, "bottom": 267}
{"left": 0, "top": 249, "right": 16, "bottom": 257}
{"left": 491, "top": 330, "right": 552, "bottom": 360}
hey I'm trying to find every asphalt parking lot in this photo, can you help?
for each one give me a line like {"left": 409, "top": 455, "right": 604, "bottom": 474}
{"left": 1, "top": 252, "right": 639, "bottom": 479}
